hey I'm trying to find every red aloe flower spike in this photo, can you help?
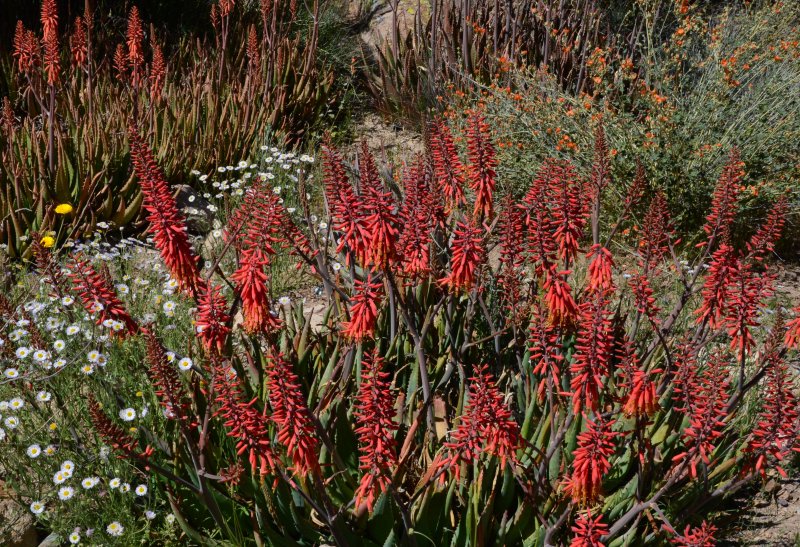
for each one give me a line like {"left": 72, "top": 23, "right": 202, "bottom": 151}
{"left": 149, "top": 39, "right": 166, "bottom": 98}
{"left": 496, "top": 197, "right": 527, "bottom": 321}
{"left": 529, "top": 300, "right": 564, "bottom": 401}
{"left": 623, "top": 368, "right": 660, "bottom": 418}
{"left": 353, "top": 350, "right": 399, "bottom": 513}
{"left": 41, "top": 0, "right": 60, "bottom": 85}
{"left": 465, "top": 112, "right": 498, "bottom": 220}
{"left": 70, "top": 16, "right": 87, "bottom": 68}
{"left": 246, "top": 24, "right": 260, "bottom": 74}
{"left": 550, "top": 159, "right": 589, "bottom": 265}
{"left": 570, "top": 291, "right": 614, "bottom": 415}
{"left": 126, "top": 6, "right": 145, "bottom": 86}
{"left": 438, "top": 366, "right": 520, "bottom": 479}
{"left": 397, "top": 159, "right": 433, "bottom": 279}
{"left": 212, "top": 360, "right": 277, "bottom": 476}
{"left": 13, "top": 23, "right": 42, "bottom": 75}
{"left": 144, "top": 333, "right": 193, "bottom": 425}
{"left": 523, "top": 163, "right": 558, "bottom": 278}
{"left": 440, "top": 220, "right": 485, "bottom": 292}
{"left": 639, "top": 191, "right": 673, "bottom": 269}
{"left": 195, "top": 283, "right": 231, "bottom": 354}
{"left": 321, "top": 141, "right": 355, "bottom": 220}
{"left": 671, "top": 521, "right": 717, "bottom": 547}
{"left": 744, "top": 317, "right": 800, "bottom": 479}
{"left": 701, "top": 149, "right": 743, "bottom": 246}
{"left": 671, "top": 352, "right": 729, "bottom": 478}
{"left": 429, "top": 117, "right": 466, "bottom": 211}
{"left": 342, "top": 275, "right": 384, "bottom": 341}
{"left": 564, "top": 416, "right": 617, "bottom": 505}
{"left": 723, "top": 258, "right": 773, "bottom": 360}
{"left": 41, "top": 0, "right": 58, "bottom": 40}
{"left": 113, "top": 43, "right": 127, "bottom": 79}
{"left": 68, "top": 256, "right": 138, "bottom": 335}
{"left": 358, "top": 143, "right": 399, "bottom": 269}
{"left": 623, "top": 162, "right": 647, "bottom": 213}
{"left": 12, "top": 22, "right": 34, "bottom": 74}
{"left": 695, "top": 244, "right": 737, "bottom": 329}
{"left": 786, "top": 306, "right": 800, "bottom": 349}
{"left": 266, "top": 352, "right": 320, "bottom": 477}
{"left": 629, "top": 272, "right": 661, "bottom": 324}
{"left": 129, "top": 127, "right": 204, "bottom": 296}
{"left": 570, "top": 510, "right": 609, "bottom": 547}
{"left": 237, "top": 181, "right": 285, "bottom": 258}
{"left": 231, "top": 247, "right": 280, "bottom": 334}
{"left": 87, "top": 395, "right": 152, "bottom": 459}
{"left": 321, "top": 143, "right": 371, "bottom": 266}
{"left": 586, "top": 244, "right": 614, "bottom": 294}
{"left": 746, "top": 196, "right": 788, "bottom": 261}
{"left": 220, "top": 0, "right": 235, "bottom": 18}
{"left": 671, "top": 341, "right": 700, "bottom": 413}
{"left": 544, "top": 267, "right": 579, "bottom": 327}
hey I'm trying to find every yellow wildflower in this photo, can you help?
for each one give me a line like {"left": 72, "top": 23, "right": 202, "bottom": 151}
{"left": 55, "top": 203, "right": 73, "bottom": 214}
{"left": 40, "top": 236, "right": 55, "bottom": 248}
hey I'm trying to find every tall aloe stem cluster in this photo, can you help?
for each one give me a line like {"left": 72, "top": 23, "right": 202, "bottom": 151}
{"left": 1, "top": 0, "right": 334, "bottom": 257}
{"left": 37, "top": 116, "right": 800, "bottom": 545}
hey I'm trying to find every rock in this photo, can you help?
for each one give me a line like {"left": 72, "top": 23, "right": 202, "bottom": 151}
{"left": 201, "top": 219, "right": 225, "bottom": 259}
{"left": 174, "top": 184, "right": 215, "bottom": 235}
{"left": 0, "top": 496, "right": 38, "bottom": 547}
{"left": 37, "top": 534, "right": 59, "bottom": 547}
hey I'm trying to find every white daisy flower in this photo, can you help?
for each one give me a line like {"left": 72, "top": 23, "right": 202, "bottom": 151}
{"left": 106, "top": 521, "right": 124, "bottom": 536}
{"left": 81, "top": 477, "right": 100, "bottom": 489}
{"left": 62, "top": 296, "right": 74, "bottom": 306}
{"left": 27, "top": 444, "right": 41, "bottom": 458}
{"left": 68, "top": 531, "right": 80, "bottom": 544}
{"left": 53, "top": 471, "right": 67, "bottom": 485}
{"left": 0, "top": 427, "right": 5, "bottom": 441}
{"left": 278, "top": 296, "right": 291, "bottom": 306}
{"left": 145, "top": 510, "right": 156, "bottom": 520}
{"left": 30, "top": 501, "right": 45, "bottom": 514}
{"left": 53, "top": 358, "right": 67, "bottom": 369}
{"left": 119, "top": 408, "right": 136, "bottom": 422}
{"left": 177, "top": 357, "right": 193, "bottom": 372}
{"left": 87, "top": 350, "right": 101, "bottom": 363}
{"left": 58, "top": 486, "right": 75, "bottom": 500}
{"left": 66, "top": 325, "right": 81, "bottom": 336}
{"left": 163, "top": 301, "right": 176, "bottom": 315}
{"left": 33, "top": 349, "right": 50, "bottom": 362}
{"left": 9, "top": 398, "right": 24, "bottom": 410}
{"left": 44, "top": 445, "right": 56, "bottom": 455}
{"left": 4, "top": 416, "right": 18, "bottom": 429}
{"left": 15, "top": 347, "right": 30, "bottom": 359}
{"left": 53, "top": 340, "right": 66, "bottom": 351}
{"left": 135, "top": 484, "right": 148, "bottom": 496}
{"left": 109, "top": 478, "right": 121, "bottom": 489}
{"left": 166, "top": 352, "right": 176, "bottom": 363}
{"left": 4, "top": 368, "right": 19, "bottom": 379}
{"left": 120, "top": 483, "right": 130, "bottom": 493}
{"left": 80, "top": 364, "right": 94, "bottom": 375}
{"left": 61, "top": 460, "right": 75, "bottom": 473}
{"left": 36, "top": 391, "right": 51, "bottom": 403}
